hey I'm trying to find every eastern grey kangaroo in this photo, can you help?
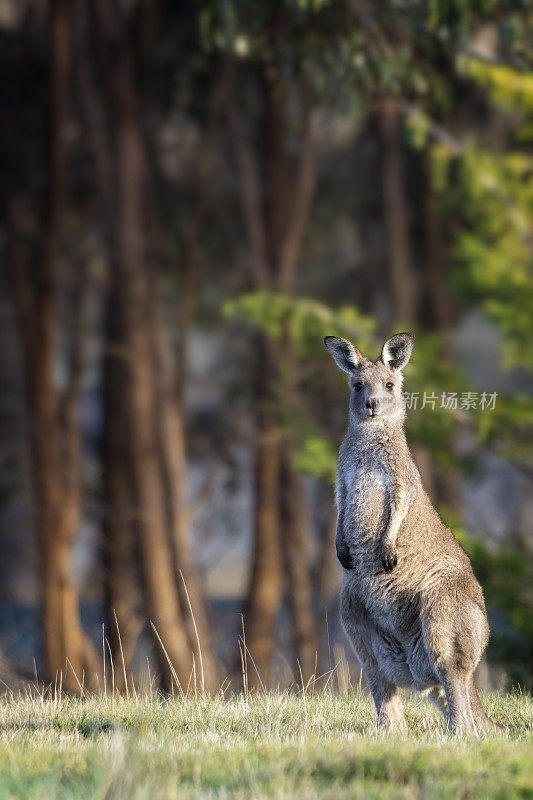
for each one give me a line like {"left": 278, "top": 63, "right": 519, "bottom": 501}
{"left": 325, "top": 332, "right": 495, "bottom": 735}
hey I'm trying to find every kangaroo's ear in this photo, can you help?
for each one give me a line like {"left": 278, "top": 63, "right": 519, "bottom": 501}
{"left": 380, "top": 332, "right": 415, "bottom": 371}
{"left": 324, "top": 336, "right": 362, "bottom": 374}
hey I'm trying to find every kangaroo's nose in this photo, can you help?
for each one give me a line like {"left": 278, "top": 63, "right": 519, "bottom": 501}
{"left": 366, "top": 399, "right": 377, "bottom": 413}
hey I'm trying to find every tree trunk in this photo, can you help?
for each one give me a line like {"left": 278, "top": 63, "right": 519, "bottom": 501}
{"left": 174, "top": 63, "right": 231, "bottom": 402}
{"left": 92, "top": 0, "right": 195, "bottom": 691}
{"left": 151, "top": 290, "right": 220, "bottom": 691}
{"left": 274, "top": 97, "right": 317, "bottom": 687}
{"left": 72, "top": 0, "right": 143, "bottom": 684}
{"left": 242, "top": 337, "right": 283, "bottom": 687}
{"left": 378, "top": 100, "right": 417, "bottom": 323}
{"left": 227, "top": 65, "right": 283, "bottom": 686}
{"left": 102, "top": 293, "right": 143, "bottom": 689}
{"left": 4, "top": 0, "right": 99, "bottom": 691}
{"left": 278, "top": 326, "right": 318, "bottom": 684}
{"left": 141, "top": 70, "right": 231, "bottom": 692}
{"left": 421, "top": 149, "right": 453, "bottom": 335}
{"left": 229, "top": 61, "right": 317, "bottom": 687}
{"left": 281, "top": 461, "right": 318, "bottom": 682}
{"left": 122, "top": 274, "right": 192, "bottom": 692}
{"left": 421, "top": 149, "right": 462, "bottom": 512}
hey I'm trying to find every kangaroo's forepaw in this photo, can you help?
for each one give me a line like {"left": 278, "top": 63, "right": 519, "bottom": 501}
{"left": 337, "top": 544, "right": 355, "bottom": 570}
{"left": 380, "top": 544, "right": 397, "bottom": 572}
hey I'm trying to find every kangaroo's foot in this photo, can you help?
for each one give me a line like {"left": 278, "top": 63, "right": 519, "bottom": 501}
{"left": 467, "top": 674, "right": 501, "bottom": 734}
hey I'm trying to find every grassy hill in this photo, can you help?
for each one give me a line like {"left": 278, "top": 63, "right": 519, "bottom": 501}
{"left": 0, "top": 690, "right": 530, "bottom": 799}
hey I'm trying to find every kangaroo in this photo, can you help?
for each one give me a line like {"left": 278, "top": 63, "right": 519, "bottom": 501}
{"left": 324, "top": 332, "right": 495, "bottom": 735}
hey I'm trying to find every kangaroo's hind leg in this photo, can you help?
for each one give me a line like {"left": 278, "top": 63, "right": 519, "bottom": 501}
{"left": 439, "top": 672, "right": 479, "bottom": 734}
{"left": 341, "top": 586, "right": 407, "bottom": 732}
{"left": 423, "top": 591, "right": 487, "bottom": 735}
{"left": 365, "top": 669, "right": 407, "bottom": 732}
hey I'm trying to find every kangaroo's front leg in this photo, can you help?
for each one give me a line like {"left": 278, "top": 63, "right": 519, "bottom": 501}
{"left": 336, "top": 505, "right": 355, "bottom": 570}
{"left": 380, "top": 476, "right": 410, "bottom": 572}
{"left": 335, "top": 478, "right": 355, "bottom": 570}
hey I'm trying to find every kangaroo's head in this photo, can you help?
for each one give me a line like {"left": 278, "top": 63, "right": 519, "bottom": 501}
{"left": 324, "top": 332, "right": 415, "bottom": 425}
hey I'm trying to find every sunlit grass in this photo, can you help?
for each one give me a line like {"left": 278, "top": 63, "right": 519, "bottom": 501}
{"left": 0, "top": 689, "right": 530, "bottom": 799}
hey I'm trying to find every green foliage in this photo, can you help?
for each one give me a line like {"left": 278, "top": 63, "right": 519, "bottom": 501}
{"left": 404, "top": 333, "right": 470, "bottom": 470}
{"left": 464, "top": 58, "right": 533, "bottom": 113}
{"left": 474, "top": 393, "right": 533, "bottom": 468}
{"left": 224, "top": 291, "right": 376, "bottom": 357}
{"left": 291, "top": 432, "right": 338, "bottom": 483}
{"left": 449, "top": 146, "right": 533, "bottom": 369}
{"left": 197, "top": 0, "right": 515, "bottom": 109}
{"left": 421, "top": 54, "right": 533, "bottom": 477}
{"left": 224, "top": 292, "right": 376, "bottom": 482}
{"left": 434, "top": 60, "right": 533, "bottom": 370}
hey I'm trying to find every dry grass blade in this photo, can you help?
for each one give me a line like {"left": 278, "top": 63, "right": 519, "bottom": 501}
{"left": 105, "top": 637, "right": 115, "bottom": 706}
{"left": 113, "top": 608, "right": 130, "bottom": 699}
{"left": 150, "top": 621, "right": 184, "bottom": 698}
{"left": 102, "top": 623, "right": 107, "bottom": 698}
{"left": 238, "top": 636, "right": 265, "bottom": 693}
{"left": 179, "top": 570, "right": 205, "bottom": 694}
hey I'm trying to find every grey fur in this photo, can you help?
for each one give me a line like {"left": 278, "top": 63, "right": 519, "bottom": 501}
{"left": 325, "top": 333, "right": 495, "bottom": 735}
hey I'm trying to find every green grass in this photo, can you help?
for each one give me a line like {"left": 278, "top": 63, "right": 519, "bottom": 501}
{"left": 0, "top": 690, "right": 531, "bottom": 799}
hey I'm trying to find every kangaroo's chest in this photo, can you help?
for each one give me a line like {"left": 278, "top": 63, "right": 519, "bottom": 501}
{"left": 345, "top": 462, "right": 389, "bottom": 541}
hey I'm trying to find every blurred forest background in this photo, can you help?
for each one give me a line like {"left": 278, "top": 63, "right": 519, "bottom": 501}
{"left": 0, "top": 0, "right": 531, "bottom": 695}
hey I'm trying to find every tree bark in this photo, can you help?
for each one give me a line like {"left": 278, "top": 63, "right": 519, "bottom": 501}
{"left": 274, "top": 98, "right": 317, "bottom": 687}
{"left": 421, "top": 149, "right": 461, "bottom": 512}
{"left": 4, "top": 0, "right": 99, "bottom": 691}
{"left": 421, "top": 149, "right": 453, "bottom": 335}
{"left": 227, "top": 61, "right": 269, "bottom": 290}
{"left": 92, "top": 0, "right": 195, "bottom": 691}
{"left": 378, "top": 100, "right": 417, "bottom": 323}
{"left": 72, "top": 0, "right": 143, "bottom": 683}
{"left": 281, "top": 461, "right": 318, "bottom": 681}
{"left": 151, "top": 287, "right": 220, "bottom": 691}
{"left": 243, "top": 336, "right": 283, "bottom": 686}
{"left": 277, "top": 103, "right": 316, "bottom": 294}
{"left": 144, "top": 69, "right": 232, "bottom": 692}
{"left": 102, "top": 293, "right": 143, "bottom": 689}
{"left": 121, "top": 269, "right": 193, "bottom": 692}
{"left": 277, "top": 322, "right": 318, "bottom": 683}
{"left": 228, "top": 65, "right": 285, "bottom": 686}
{"left": 175, "top": 63, "right": 232, "bottom": 401}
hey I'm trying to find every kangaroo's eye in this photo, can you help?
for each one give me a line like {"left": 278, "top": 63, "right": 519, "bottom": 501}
{"left": 354, "top": 382, "right": 363, "bottom": 391}
{"left": 385, "top": 382, "right": 394, "bottom": 390}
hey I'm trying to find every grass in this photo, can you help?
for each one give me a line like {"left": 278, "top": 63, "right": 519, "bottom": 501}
{"left": 0, "top": 689, "right": 530, "bottom": 799}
